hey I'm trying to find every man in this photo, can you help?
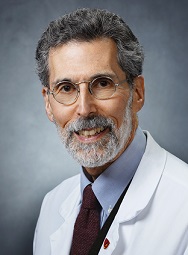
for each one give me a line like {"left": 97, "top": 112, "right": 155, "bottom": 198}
{"left": 33, "top": 8, "right": 188, "bottom": 255}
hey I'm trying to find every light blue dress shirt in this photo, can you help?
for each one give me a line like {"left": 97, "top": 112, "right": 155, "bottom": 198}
{"left": 80, "top": 126, "right": 146, "bottom": 227}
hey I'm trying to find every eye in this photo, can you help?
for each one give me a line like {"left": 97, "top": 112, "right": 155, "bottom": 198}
{"left": 93, "top": 77, "right": 114, "bottom": 89}
{"left": 54, "top": 82, "right": 76, "bottom": 94}
{"left": 61, "top": 84, "right": 73, "bottom": 92}
{"left": 99, "top": 78, "right": 111, "bottom": 87}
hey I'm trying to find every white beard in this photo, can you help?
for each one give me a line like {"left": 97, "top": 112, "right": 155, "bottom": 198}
{"left": 54, "top": 92, "right": 133, "bottom": 168}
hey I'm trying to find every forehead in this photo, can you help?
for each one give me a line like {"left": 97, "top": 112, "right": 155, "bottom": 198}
{"left": 48, "top": 38, "right": 125, "bottom": 84}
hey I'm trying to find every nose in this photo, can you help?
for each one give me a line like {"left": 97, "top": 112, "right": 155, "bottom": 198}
{"left": 75, "top": 84, "right": 97, "bottom": 117}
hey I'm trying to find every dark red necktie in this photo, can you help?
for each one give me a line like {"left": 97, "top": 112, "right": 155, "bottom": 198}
{"left": 70, "top": 184, "right": 101, "bottom": 255}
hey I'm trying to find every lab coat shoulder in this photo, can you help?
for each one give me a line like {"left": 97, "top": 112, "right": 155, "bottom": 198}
{"left": 42, "top": 173, "right": 81, "bottom": 211}
{"left": 164, "top": 150, "right": 188, "bottom": 188}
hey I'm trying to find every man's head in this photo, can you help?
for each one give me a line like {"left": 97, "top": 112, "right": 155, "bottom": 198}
{"left": 36, "top": 8, "right": 145, "bottom": 178}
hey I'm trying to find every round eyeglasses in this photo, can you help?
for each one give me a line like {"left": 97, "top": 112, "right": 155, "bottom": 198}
{"left": 47, "top": 76, "right": 128, "bottom": 105}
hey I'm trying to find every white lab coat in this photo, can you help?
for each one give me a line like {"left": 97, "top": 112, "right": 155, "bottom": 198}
{"left": 33, "top": 132, "right": 188, "bottom": 255}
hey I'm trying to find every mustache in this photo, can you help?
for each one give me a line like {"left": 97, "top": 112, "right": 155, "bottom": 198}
{"left": 66, "top": 115, "right": 115, "bottom": 133}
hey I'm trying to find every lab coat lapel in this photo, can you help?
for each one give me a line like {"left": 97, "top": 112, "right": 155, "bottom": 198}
{"left": 50, "top": 184, "right": 81, "bottom": 255}
{"left": 117, "top": 131, "right": 167, "bottom": 222}
{"left": 98, "top": 132, "right": 167, "bottom": 254}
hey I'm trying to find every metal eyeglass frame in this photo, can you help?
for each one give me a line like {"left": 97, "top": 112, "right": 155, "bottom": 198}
{"left": 47, "top": 76, "right": 129, "bottom": 105}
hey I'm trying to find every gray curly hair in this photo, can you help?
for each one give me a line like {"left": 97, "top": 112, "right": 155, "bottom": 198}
{"left": 36, "top": 8, "right": 144, "bottom": 88}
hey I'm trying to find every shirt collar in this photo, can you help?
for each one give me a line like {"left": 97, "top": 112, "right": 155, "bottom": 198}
{"left": 80, "top": 126, "right": 146, "bottom": 215}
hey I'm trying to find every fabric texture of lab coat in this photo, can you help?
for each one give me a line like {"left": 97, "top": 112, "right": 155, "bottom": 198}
{"left": 33, "top": 132, "right": 188, "bottom": 255}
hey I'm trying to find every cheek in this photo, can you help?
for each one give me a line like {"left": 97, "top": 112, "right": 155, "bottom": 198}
{"left": 101, "top": 99, "right": 129, "bottom": 128}
{"left": 113, "top": 108, "right": 127, "bottom": 128}
{"left": 51, "top": 104, "right": 74, "bottom": 128}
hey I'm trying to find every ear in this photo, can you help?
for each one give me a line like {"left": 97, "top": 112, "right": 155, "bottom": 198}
{"left": 132, "top": 75, "right": 145, "bottom": 113}
{"left": 42, "top": 87, "right": 54, "bottom": 122}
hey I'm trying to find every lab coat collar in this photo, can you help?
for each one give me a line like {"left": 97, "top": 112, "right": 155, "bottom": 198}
{"left": 116, "top": 131, "right": 167, "bottom": 223}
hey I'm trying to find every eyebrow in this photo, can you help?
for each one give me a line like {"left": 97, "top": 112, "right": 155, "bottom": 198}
{"left": 52, "top": 78, "right": 71, "bottom": 86}
{"left": 52, "top": 72, "right": 118, "bottom": 86}
{"left": 90, "top": 72, "right": 117, "bottom": 80}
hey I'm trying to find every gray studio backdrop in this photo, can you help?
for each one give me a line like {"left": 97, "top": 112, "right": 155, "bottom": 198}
{"left": 0, "top": 0, "right": 188, "bottom": 254}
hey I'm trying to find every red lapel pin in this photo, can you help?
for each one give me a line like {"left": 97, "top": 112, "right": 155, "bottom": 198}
{"left": 103, "top": 238, "right": 110, "bottom": 249}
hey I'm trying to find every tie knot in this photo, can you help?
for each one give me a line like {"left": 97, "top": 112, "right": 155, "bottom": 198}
{"left": 82, "top": 185, "right": 100, "bottom": 209}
